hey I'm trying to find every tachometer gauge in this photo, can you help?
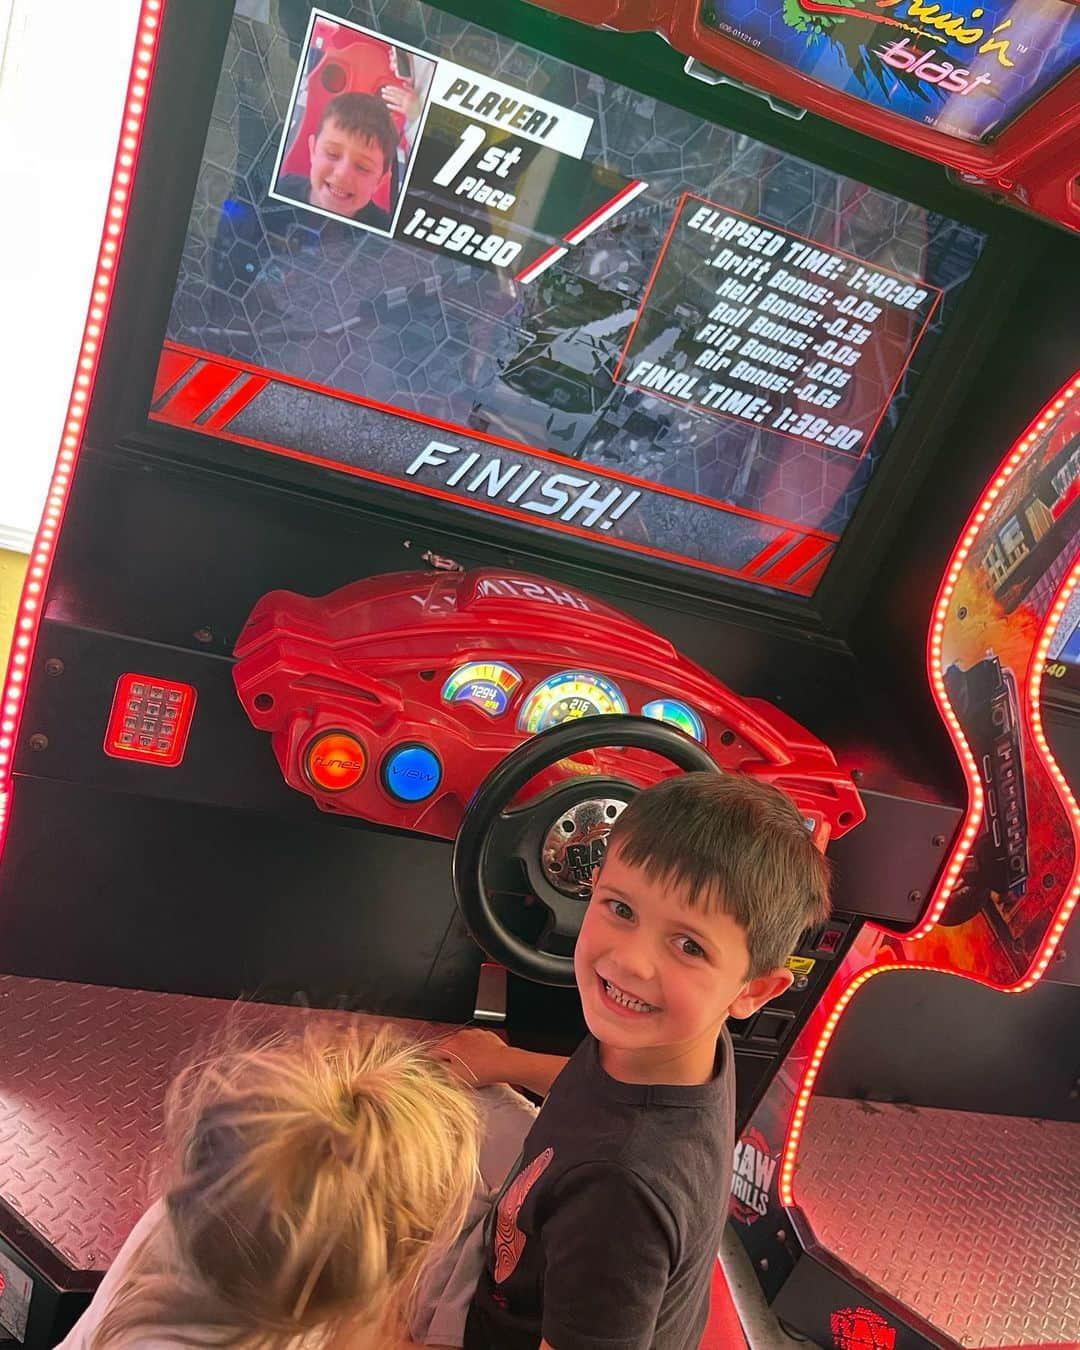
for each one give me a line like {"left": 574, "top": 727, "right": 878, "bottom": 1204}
{"left": 518, "top": 671, "right": 628, "bottom": 734}
{"left": 442, "top": 662, "right": 521, "bottom": 717}
{"left": 641, "top": 699, "right": 706, "bottom": 744}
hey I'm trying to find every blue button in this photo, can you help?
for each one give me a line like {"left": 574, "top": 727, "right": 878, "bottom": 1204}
{"left": 382, "top": 744, "right": 442, "bottom": 803}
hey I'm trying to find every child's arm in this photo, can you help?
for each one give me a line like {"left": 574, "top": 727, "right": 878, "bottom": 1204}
{"left": 434, "top": 1028, "right": 569, "bottom": 1096}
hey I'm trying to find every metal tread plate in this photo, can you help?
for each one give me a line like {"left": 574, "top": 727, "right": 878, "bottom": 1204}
{"left": 797, "top": 1096, "right": 1080, "bottom": 1347}
{"left": 0, "top": 975, "right": 443, "bottom": 1274}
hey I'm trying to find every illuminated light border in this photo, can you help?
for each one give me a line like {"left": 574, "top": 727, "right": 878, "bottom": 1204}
{"left": 779, "top": 948, "right": 1062, "bottom": 1211}
{"left": 914, "top": 370, "right": 1080, "bottom": 940}
{"left": 780, "top": 962, "right": 949, "bottom": 1206}
{"left": 1021, "top": 549, "right": 1080, "bottom": 984}
{"left": 781, "top": 374, "right": 1080, "bottom": 1209}
{"left": 0, "top": 0, "right": 164, "bottom": 865}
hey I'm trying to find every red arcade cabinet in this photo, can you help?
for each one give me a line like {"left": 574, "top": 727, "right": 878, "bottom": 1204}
{"left": 0, "top": 1, "right": 1077, "bottom": 1346}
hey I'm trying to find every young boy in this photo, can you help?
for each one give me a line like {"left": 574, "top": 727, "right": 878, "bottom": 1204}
{"left": 277, "top": 91, "right": 399, "bottom": 228}
{"left": 433, "top": 771, "right": 830, "bottom": 1350}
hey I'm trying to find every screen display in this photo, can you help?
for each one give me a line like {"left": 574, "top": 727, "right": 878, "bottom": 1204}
{"left": 155, "top": 0, "right": 984, "bottom": 598}
{"left": 701, "top": 0, "right": 1080, "bottom": 144}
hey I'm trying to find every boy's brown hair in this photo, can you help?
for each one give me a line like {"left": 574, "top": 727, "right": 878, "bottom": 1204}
{"left": 316, "top": 92, "right": 399, "bottom": 174}
{"left": 605, "top": 772, "right": 830, "bottom": 978}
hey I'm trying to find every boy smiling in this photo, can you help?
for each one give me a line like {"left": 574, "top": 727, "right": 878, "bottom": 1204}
{"left": 277, "top": 92, "right": 399, "bottom": 229}
{"left": 439, "top": 772, "right": 830, "bottom": 1350}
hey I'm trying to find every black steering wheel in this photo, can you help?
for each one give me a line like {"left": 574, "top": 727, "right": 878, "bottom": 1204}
{"left": 452, "top": 715, "right": 719, "bottom": 985}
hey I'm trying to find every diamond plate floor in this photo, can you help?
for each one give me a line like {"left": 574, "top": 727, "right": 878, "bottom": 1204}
{"left": 797, "top": 1097, "right": 1080, "bottom": 1347}
{"left": 0, "top": 976, "right": 443, "bottom": 1273}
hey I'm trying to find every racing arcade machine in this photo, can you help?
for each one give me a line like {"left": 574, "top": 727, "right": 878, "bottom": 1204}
{"left": 512, "top": 1, "right": 1080, "bottom": 1344}
{"left": 0, "top": 0, "right": 1077, "bottom": 1345}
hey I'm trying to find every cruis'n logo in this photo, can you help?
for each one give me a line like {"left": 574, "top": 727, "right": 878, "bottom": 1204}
{"left": 799, "top": 0, "right": 1019, "bottom": 68}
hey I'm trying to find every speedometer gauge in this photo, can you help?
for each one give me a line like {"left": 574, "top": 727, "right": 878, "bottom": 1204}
{"left": 518, "top": 671, "right": 628, "bottom": 734}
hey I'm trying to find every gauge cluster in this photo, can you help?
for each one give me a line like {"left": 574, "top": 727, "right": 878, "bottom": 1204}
{"left": 234, "top": 568, "right": 864, "bottom": 843}
{"left": 441, "top": 664, "right": 709, "bottom": 744}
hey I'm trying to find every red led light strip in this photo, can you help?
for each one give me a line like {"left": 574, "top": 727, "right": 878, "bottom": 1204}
{"left": 0, "top": 0, "right": 165, "bottom": 863}
{"left": 915, "top": 371, "right": 1080, "bottom": 939}
{"left": 1023, "top": 552, "right": 1080, "bottom": 984}
{"left": 781, "top": 371, "right": 1080, "bottom": 1208}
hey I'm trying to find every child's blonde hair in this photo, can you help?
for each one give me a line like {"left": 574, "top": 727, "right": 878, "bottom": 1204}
{"left": 92, "top": 1022, "right": 479, "bottom": 1350}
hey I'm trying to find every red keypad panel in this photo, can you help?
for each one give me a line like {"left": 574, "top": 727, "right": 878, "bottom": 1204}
{"left": 104, "top": 674, "right": 197, "bottom": 768}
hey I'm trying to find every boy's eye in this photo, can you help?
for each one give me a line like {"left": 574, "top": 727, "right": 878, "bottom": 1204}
{"left": 676, "top": 936, "right": 706, "bottom": 960}
{"left": 605, "top": 899, "right": 634, "bottom": 922}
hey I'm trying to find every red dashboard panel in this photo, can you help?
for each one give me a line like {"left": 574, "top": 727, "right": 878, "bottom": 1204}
{"left": 233, "top": 569, "right": 864, "bottom": 842}
{"left": 526, "top": 0, "right": 1080, "bottom": 235}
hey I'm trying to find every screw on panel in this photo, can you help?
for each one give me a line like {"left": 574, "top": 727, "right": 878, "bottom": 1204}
{"left": 908, "top": 891, "right": 922, "bottom": 906}
{"left": 29, "top": 734, "right": 48, "bottom": 752}
{"left": 194, "top": 628, "right": 213, "bottom": 645}
{"left": 932, "top": 834, "right": 946, "bottom": 847}
{"left": 45, "top": 658, "right": 64, "bottom": 677}
{"left": 851, "top": 768, "right": 863, "bottom": 782}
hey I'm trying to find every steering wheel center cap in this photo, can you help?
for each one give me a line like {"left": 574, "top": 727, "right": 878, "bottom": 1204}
{"left": 541, "top": 797, "right": 628, "bottom": 897}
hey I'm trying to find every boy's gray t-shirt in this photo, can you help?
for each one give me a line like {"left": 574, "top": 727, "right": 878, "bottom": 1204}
{"left": 464, "top": 1028, "right": 736, "bottom": 1350}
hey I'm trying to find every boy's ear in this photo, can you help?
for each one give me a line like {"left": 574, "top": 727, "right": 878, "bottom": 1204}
{"left": 308, "top": 131, "right": 316, "bottom": 160}
{"left": 727, "top": 967, "right": 794, "bottom": 1021}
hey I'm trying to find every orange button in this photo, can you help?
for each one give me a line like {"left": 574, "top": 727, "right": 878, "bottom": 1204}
{"left": 304, "top": 730, "right": 366, "bottom": 792}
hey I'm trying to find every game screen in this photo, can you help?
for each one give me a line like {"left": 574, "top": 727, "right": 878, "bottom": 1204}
{"left": 153, "top": 0, "right": 986, "bottom": 598}
{"left": 702, "top": 0, "right": 1080, "bottom": 144}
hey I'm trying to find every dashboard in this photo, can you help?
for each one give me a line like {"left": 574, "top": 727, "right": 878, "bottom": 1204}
{"left": 233, "top": 568, "right": 864, "bottom": 844}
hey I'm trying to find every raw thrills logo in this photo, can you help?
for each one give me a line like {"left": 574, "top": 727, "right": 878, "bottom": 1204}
{"left": 405, "top": 440, "right": 641, "bottom": 534}
{"left": 831, "top": 1307, "right": 897, "bottom": 1350}
{"left": 731, "top": 1128, "right": 777, "bottom": 1222}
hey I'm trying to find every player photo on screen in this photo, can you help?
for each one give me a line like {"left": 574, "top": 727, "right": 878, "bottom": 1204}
{"left": 270, "top": 10, "right": 437, "bottom": 235}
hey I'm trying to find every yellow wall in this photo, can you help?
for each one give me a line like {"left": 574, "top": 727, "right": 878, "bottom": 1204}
{"left": 0, "top": 549, "right": 29, "bottom": 669}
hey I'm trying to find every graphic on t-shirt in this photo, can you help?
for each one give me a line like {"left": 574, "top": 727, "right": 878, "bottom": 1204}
{"left": 494, "top": 1146, "right": 555, "bottom": 1284}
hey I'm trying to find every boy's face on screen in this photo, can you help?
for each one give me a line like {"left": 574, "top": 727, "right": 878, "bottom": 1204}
{"left": 574, "top": 843, "right": 791, "bottom": 1086}
{"left": 307, "top": 121, "right": 387, "bottom": 217}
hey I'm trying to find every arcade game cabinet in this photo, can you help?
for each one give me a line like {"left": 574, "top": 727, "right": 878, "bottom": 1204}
{"left": 0, "top": 0, "right": 1077, "bottom": 1344}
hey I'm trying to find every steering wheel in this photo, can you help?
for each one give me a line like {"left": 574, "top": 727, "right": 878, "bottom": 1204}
{"left": 452, "top": 715, "right": 719, "bottom": 985}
